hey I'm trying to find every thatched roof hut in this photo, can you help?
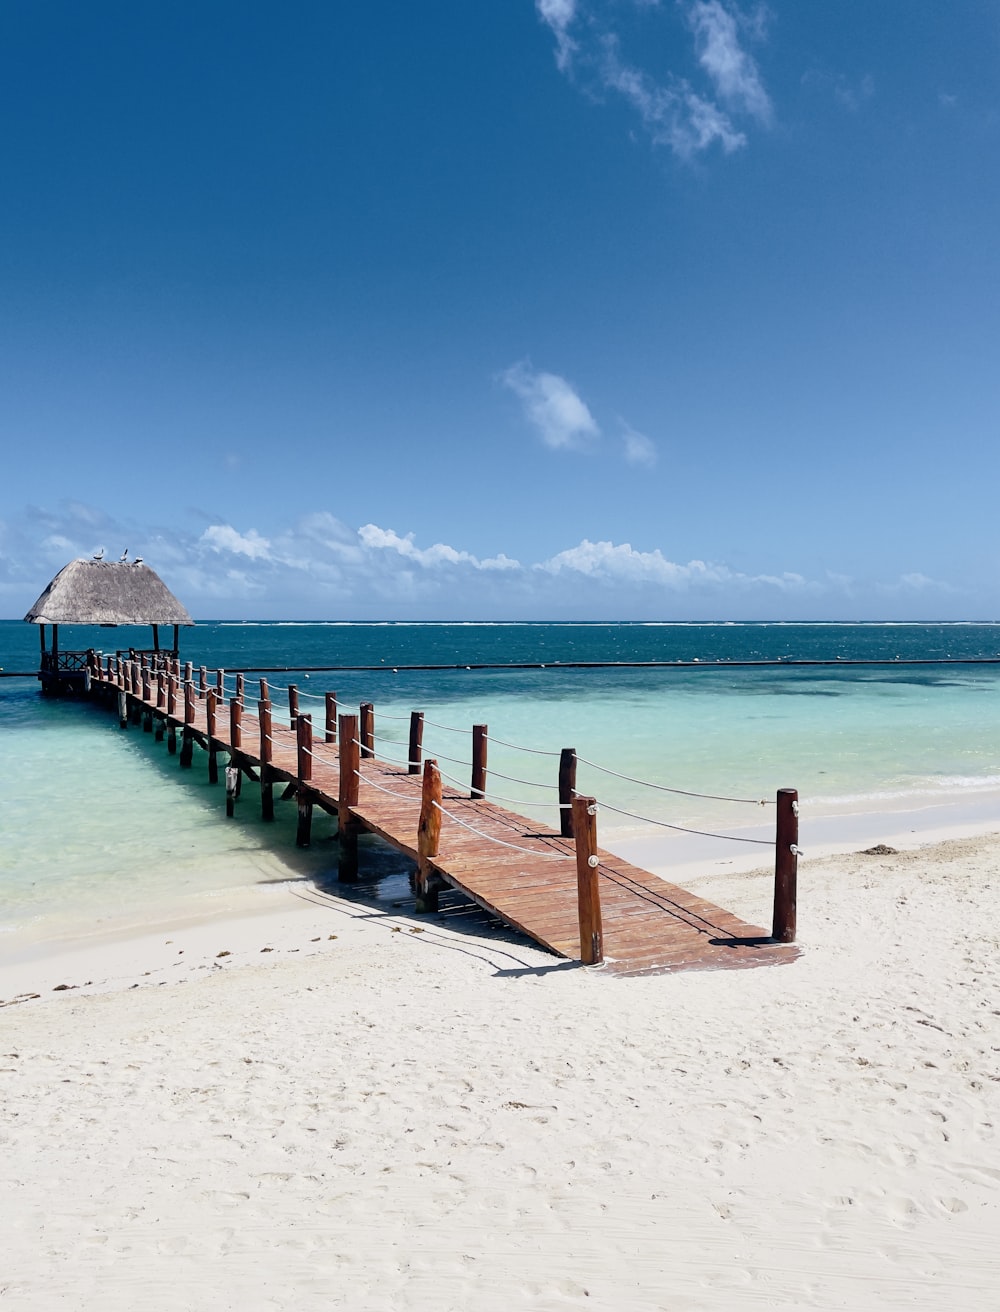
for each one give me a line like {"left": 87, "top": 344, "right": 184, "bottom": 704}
{"left": 25, "top": 558, "right": 193, "bottom": 627}
{"left": 25, "top": 558, "right": 193, "bottom": 694}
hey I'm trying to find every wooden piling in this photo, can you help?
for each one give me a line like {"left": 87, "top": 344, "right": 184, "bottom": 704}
{"left": 471, "top": 724, "right": 487, "bottom": 799}
{"left": 416, "top": 759, "right": 443, "bottom": 912}
{"left": 226, "top": 766, "right": 240, "bottom": 818}
{"left": 259, "top": 699, "right": 274, "bottom": 820}
{"left": 183, "top": 661, "right": 192, "bottom": 684}
{"left": 235, "top": 673, "right": 245, "bottom": 701}
{"left": 215, "top": 668, "right": 225, "bottom": 698}
{"left": 180, "top": 682, "right": 195, "bottom": 767}
{"left": 559, "top": 748, "right": 577, "bottom": 838}
{"left": 230, "top": 696, "right": 243, "bottom": 752}
{"left": 359, "top": 702, "right": 374, "bottom": 759}
{"left": 572, "top": 795, "right": 604, "bottom": 965}
{"left": 296, "top": 714, "right": 313, "bottom": 848}
{"left": 259, "top": 677, "right": 269, "bottom": 703}
{"left": 206, "top": 689, "right": 219, "bottom": 784}
{"left": 408, "top": 711, "right": 423, "bottom": 775}
{"left": 772, "top": 788, "right": 798, "bottom": 943}
{"left": 198, "top": 666, "right": 207, "bottom": 699}
{"left": 338, "top": 713, "right": 360, "bottom": 882}
{"left": 288, "top": 684, "right": 299, "bottom": 726}
{"left": 325, "top": 692, "right": 337, "bottom": 744}
{"left": 117, "top": 688, "right": 128, "bottom": 729}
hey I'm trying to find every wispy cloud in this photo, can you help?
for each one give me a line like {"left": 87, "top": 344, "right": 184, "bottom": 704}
{"left": 536, "top": 0, "right": 771, "bottom": 159}
{"left": 620, "top": 421, "right": 657, "bottom": 467}
{"left": 501, "top": 361, "right": 600, "bottom": 450}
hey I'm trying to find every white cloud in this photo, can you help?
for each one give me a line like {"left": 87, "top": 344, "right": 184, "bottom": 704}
{"left": 200, "top": 524, "right": 272, "bottom": 560}
{"left": 501, "top": 362, "right": 599, "bottom": 450}
{"left": 620, "top": 422, "right": 657, "bottom": 467}
{"left": 538, "top": 539, "right": 815, "bottom": 592}
{"left": 536, "top": 0, "right": 578, "bottom": 71}
{"left": 359, "top": 524, "right": 521, "bottom": 571}
{"left": 536, "top": 0, "right": 771, "bottom": 159}
{"left": 688, "top": 0, "right": 771, "bottom": 122}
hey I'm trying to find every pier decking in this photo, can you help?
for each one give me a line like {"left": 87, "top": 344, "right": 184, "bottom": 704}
{"left": 91, "top": 659, "right": 800, "bottom": 978}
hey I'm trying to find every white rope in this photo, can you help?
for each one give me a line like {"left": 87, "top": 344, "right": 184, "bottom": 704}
{"left": 420, "top": 717, "right": 469, "bottom": 735}
{"left": 574, "top": 755, "right": 772, "bottom": 806}
{"left": 430, "top": 801, "right": 572, "bottom": 859}
{"left": 359, "top": 772, "right": 421, "bottom": 802}
{"left": 483, "top": 733, "right": 561, "bottom": 757}
{"left": 485, "top": 766, "right": 557, "bottom": 790}
{"left": 596, "top": 800, "right": 776, "bottom": 845}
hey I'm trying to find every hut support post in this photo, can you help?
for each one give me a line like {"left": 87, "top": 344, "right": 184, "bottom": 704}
{"left": 337, "top": 714, "right": 360, "bottom": 882}
{"left": 559, "top": 748, "right": 577, "bottom": 838}
{"left": 296, "top": 714, "right": 314, "bottom": 848}
{"left": 772, "top": 788, "right": 798, "bottom": 943}
{"left": 471, "top": 725, "right": 487, "bottom": 799}
{"left": 416, "top": 759, "right": 443, "bottom": 913}
{"left": 572, "top": 796, "right": 604, "bottom": 965}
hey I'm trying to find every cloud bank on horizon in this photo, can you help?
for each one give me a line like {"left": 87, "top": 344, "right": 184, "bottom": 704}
{"left": 1, "top": 501, "right": 954, "bottom": 623}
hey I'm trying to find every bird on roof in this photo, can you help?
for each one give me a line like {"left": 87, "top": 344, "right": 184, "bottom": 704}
{"left": 133, "top": 557, "right": 143, "bottom": 565}
{"left": 119, "top": 548, "right": 128, "bottom": 562}
{"left": 93, "top": 548, "right": 104, "bottom": 561}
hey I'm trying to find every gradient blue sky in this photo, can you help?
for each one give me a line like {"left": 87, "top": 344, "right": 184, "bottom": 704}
{"left": 2, "top": 1, "right": 998, "bottom": 620}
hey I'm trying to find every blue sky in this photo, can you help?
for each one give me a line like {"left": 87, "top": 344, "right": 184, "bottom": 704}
{"left": 2, "top": 1, "right": 998, "bottom": 621}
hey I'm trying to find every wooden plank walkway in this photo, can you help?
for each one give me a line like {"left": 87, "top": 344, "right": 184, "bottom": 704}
{"left": 96, "top": 667, "right": 800, "bottom": 978}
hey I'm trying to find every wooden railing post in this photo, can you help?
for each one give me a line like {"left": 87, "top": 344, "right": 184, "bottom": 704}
{"left": 235, "top": 672, "right": 245, "bottom": 701}
{"left": 198, "top": 665, "right": 207, "bottom": 699}
{"left": 772, "top": 788, "right": 798, "bottom": 943}
{"left": 338, "top": 713, "right": 360, "bottom": 882}
{"left": 141, "top": 669, "right": 153, "bottom": 731}
{"left": 180, "top": 682, "right": 195, "bottom": 767}
{"left": 206, "top": 688, "right": 219, "bottom": 784}
{"left": 230, "top": 696, "right": 243, "bottom": 752}
{"left": 416, "top": 759, "right": 443, "bottom": 912}
{"left": 325, "top": 692, "right": 338, "bottom": 744}
{"left": 183, "top": 660, "right": 193, "bottom": 684}
{"left": 572, "top": 795, "right": 603, "bottom": 965}
{"left": 559, "top": 748, "right": 577, "bottom": 838}
{"left": 296, "top": 714, "right": 314, "bottom": 848}
{"left": 359, "top": 702, "right": 374, "bottom": 758}
{"left": 259, "top": 699, "right": 274, "bottom": 820}
{"left": 215, "top": 668, "right": 225, "bottom": 698}
{"left": 259, "top": 677, "right": 269, "bottom": 703}
{"left": 471, "top": 724, "right": 487, "bottom": 799}
{"left": 408, "top": 711, "right": 424, "bottom": 775}
{"left": 288, "top": 684, "right": 299, "bottom": 726}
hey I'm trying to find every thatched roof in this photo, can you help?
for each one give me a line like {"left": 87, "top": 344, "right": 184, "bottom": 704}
{"left": 24, "top": 559, "right": 194, "bottom": 626}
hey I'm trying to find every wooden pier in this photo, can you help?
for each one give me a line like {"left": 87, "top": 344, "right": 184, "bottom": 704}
{"left": 88, "top": 655, "right": 801, "bottom": 978}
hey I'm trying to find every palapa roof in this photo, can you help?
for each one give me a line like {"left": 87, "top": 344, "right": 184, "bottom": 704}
{"left": 24, "top": 559, "right": 194, "bottom": 626}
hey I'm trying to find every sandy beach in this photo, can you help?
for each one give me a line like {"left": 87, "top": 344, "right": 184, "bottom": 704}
{"left": 3, "top": 831, "right": 999, "bottom": 1310}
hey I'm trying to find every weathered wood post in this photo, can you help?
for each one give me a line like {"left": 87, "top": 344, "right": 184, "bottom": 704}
{"left": 416, "top": 759, "right": 443, "bottom": 912}
{"left": 359, "top": 702, "right": 374, "bottom": 758}
{"left": 259, "top": 698, "right": 274, "bottom": 820}
{"left": 156, "top": 671, "right": 166, "bottom": 709}
{"left": 235, "top": 673, "right": 245, "bottom": 701}
{"left": 198, "top": 666, "right": 207, "bottom": 699}
{"left": 180, "top": 681, "right": 196, "bottom": 767}
{"left": 408, "top": 711, "right": 423, "bottom": 775}
{"left": 230, "top": 696, "right": 243, "bottom": 751}
{"left": 206, "top": 688, "right": 219, "bottom": 784}
{"left": 129, "top": 664, "right": 143, "bottom": 725}
{"left": 338, "top": 713, "right": 360, "bottom": 881}
{"left": 324, "top": 692, "right": 338, "bottom": 744}
{"left": 117, "top": 687, "right": 128, "bottom": 729}
{"left": 225, "top": 764, "right": 240, "bottom": 818}
{"left": 166, "top": 674, "right": 178, "bottom": 754}
{"left": 559, "top": 748, "right": 577, "bottom": 838}
{"left": 259, "top": 677, "right": 269, "bottom": 703}
{"left": 226, "top": 697, "right": 244, "bottom": 817}
{"left": 215, "top": 668, "right": 225, "bottom": 699}
{"left": 471, "top": 724, "right": 487, "bottom": 799}
{"left": 296, "top": 713, "right": 314, "bottom": 848}
{"left": 772, "top": 788, "right": 799, "bottom": 943}
{"left": 183, "top": 660, "right": 193, "bottom": 685}
{"left": 287, "top": 684, "right": 299, "bottom": 726}
{"left": 572, "top": 795, "right": 604, "bottom": 965}
{"left": 141, "top": 668, "right": 153, "bottom": 732}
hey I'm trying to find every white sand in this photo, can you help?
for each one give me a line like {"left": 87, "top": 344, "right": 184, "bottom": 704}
{"left": 3, "top": 833, "right": 1000, "bottom": 1310}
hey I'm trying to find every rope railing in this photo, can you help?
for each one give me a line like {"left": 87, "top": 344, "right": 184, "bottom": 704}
{"left": 573, "top": 754, "right": 772, "bottom": 806}
{"left": 430, "top": 799, "right": 572, "bottom": 858}
{"left": 484, "top": 733, "right": 562, "bottom": 757}
{"left": 596, "top": 800, "right": 776, "bottom": 845}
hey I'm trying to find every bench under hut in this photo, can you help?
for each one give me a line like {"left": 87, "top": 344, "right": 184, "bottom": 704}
{"left": 25, "top": 557, "right": 194, "bottom": 695}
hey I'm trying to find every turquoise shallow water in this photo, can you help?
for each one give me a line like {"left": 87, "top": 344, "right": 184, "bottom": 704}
{"left": 2, "top": 622, "right": 1000, "bottom": 946}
